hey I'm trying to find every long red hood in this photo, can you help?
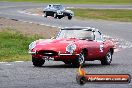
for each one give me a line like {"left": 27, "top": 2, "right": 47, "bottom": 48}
{"left": 33, "top": 38, "right": 81, "bottom": 52}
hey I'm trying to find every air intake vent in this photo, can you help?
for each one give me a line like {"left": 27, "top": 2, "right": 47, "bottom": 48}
{"left": 38, "top": 50, "right": 58, "bottom": 56}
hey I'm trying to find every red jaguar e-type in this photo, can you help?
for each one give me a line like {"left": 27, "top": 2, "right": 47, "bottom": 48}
{"left": 28, "top": 27, "right": 114, "bottom": 67}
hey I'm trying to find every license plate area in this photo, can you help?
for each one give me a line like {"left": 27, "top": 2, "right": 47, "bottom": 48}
{"left": 42, "top": 56, "right": 54, "bottom": 61}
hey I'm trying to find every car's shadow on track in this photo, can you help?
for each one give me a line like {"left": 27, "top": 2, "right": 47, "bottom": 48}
{"left": 37, "top": 63, "right": 118, "bottom": 68}
{"left": 83, "top": 63, "right": 118, "bottom": 68}
{"left": 42, "top": 64, "right": 74, "bottom": 68}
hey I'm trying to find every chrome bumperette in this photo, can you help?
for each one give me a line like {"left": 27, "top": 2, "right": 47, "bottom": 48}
{"left": 42, "top": 56, "right": 54, "bottom": 61}
{"left": 28, "top": 51, "right": 36, "bottom": 54}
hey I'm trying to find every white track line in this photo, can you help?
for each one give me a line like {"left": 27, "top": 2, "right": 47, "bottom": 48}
{"left": 14, "top": 61, "right": 24, "bottom": 63}
{"left": 5, "top": 63, "right": 12, "bottom": 65}
{"left": 0, "top": 62, "right": 7, "bottom": 64}
{"left": 18, "top": 10, "right": 42, "bottom": 16}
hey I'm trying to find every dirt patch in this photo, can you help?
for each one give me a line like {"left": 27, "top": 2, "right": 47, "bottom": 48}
{"left": 0, "top": 17, "right": 59, "bottom": 38}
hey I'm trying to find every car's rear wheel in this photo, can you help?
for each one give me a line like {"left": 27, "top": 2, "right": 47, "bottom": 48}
{"left": 44, "top": 12, "right": 47, "bottom": 17}
{"left": 32, "top": 57, "right": 45, "bottom": 67}
{"left": 101, "top": 51, "right": 112, "bottom": 65}
{"left": 72, "top": 51, "right": 85, "bottom": 67}
{"left": 68, "top": 16, "right": 72, "bottom": 20}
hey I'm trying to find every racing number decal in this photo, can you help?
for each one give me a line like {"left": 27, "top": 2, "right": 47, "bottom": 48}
{"left": 100, "top": 45, "right": 104, "bottom": 52}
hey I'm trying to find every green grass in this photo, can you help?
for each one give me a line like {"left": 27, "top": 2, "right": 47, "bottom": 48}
{"left": 72, "top": 9, "right": 132, "bottom": 22}
{"left": 1, "top": 0, "right": 132, "bottom": 4}
{"left": 0, "top": 29, "right": 42, "bottom": 62}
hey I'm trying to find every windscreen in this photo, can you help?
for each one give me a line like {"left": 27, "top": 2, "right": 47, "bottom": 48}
{"left": 57, "top": 29, "right": 94, "bottom": 40}
{"left": 53, "top": 5, "right": 64, "bottom": 10}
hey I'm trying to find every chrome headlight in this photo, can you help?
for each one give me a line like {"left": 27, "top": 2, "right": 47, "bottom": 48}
{"left": 70, "top": 11, "right": 74, "bottom": 16}
{"left": 29, "top": 41, "right": 36, "bottom": 51}
{"left": 66, "top": 43, "right": 76, "bottom": 54}
{"left": 65, "top": 10, "right": 74, "bottom": 16}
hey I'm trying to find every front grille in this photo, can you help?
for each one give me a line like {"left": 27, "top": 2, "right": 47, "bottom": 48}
{"left": 38, "top": 50, "right": 58, "bottom": 56}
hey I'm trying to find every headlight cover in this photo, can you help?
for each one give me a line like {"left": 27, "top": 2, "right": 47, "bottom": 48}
{"left": 29, "top": 41, "right": 36, "bottom": 51}
{"left": 65, "top": 10, "right": 74, "bottom": 16}
{"left": 66, "top": 43, "right": 76, "bottom": 54}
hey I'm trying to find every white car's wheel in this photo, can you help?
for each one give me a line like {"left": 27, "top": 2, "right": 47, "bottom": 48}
{"left": 68, "top": 16, "right": 72, "bottom": 20}
{"left": 58, "top": 16, "right": 62, "bottom": 19}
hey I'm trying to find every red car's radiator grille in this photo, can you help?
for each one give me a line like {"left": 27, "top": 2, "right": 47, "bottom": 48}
{"left": 38, "top": 50, "right": 58, "bottom": 56}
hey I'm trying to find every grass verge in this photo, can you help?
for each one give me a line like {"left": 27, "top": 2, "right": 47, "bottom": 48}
{"left": 1, "top": 0, "right": 132, "bottom": 4}
{"left": 72, "top": 9, "right": 132, "bottom": 22}
{"left": 0, "top": 29, "right": 42, "bottom": 62}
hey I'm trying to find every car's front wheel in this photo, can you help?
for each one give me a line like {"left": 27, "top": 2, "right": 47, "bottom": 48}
{"left": 58, "top": 16, "right": 62, "bottom": 19}
{"left": 72, "top": 51, "right": 85, "bottom": 67}
{"left": 68, "top": 16, "right": 72, "bottom": 20}
{"left": 32, "top": 57, "right": 45, "bottom": 67}
{"left": 101, "top": 51, "right": 112, "bottom": 65}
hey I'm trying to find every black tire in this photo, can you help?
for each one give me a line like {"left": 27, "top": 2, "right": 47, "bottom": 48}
{"left": 63, "top": 61, "right": 71, "bottom": 65}
{"left": 32, "top": 57, "right": 45, "bottom": 67}
{"left": 72, "top": 51, "right": 85, "bottom": 67}
{"left": 44, "top": 12, "right": 47, "bottom": 17}
{"left": 58, "top": 16, "right": 62, "bottom": 19}
{"left": 101, "top": 51, "right": 112, "bottom": 65}
{"left": 68, "top": 16, "right": 72, "bottom": 20}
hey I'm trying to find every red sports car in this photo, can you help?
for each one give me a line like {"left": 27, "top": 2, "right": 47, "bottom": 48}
{"left": 29, "top": 27, "right": 114, "bottom": 67}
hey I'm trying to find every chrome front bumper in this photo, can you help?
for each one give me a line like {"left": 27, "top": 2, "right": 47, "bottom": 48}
{"left": 59, "top": 53, "right": 79, "bottom": 55}
{"left": 28, "top": 51, "right": 79, "bottom": 56}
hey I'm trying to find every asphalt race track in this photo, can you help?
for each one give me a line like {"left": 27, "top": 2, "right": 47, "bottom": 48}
{"left": 0, "top": 2, "right": 132, "bottom": 88}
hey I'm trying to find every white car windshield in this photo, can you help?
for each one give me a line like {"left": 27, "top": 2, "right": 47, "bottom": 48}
{"left": 57, "top": 29, "right": 95, "bottom": 40}
{"left": 53, "top": 5, "right": 64, "bottom": 10}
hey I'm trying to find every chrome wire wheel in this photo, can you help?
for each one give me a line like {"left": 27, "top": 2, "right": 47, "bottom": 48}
{"left": 101, "top": 51, "right": 112, "bottom": 65}
{"left": 106, "top": 52, "right": 112, "bottom": 63}
{"left": 72, "top": 51, "right": 85, "bottom": 67}
{"left": 78, "top": 53, "right": 85, "bottom": 65}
